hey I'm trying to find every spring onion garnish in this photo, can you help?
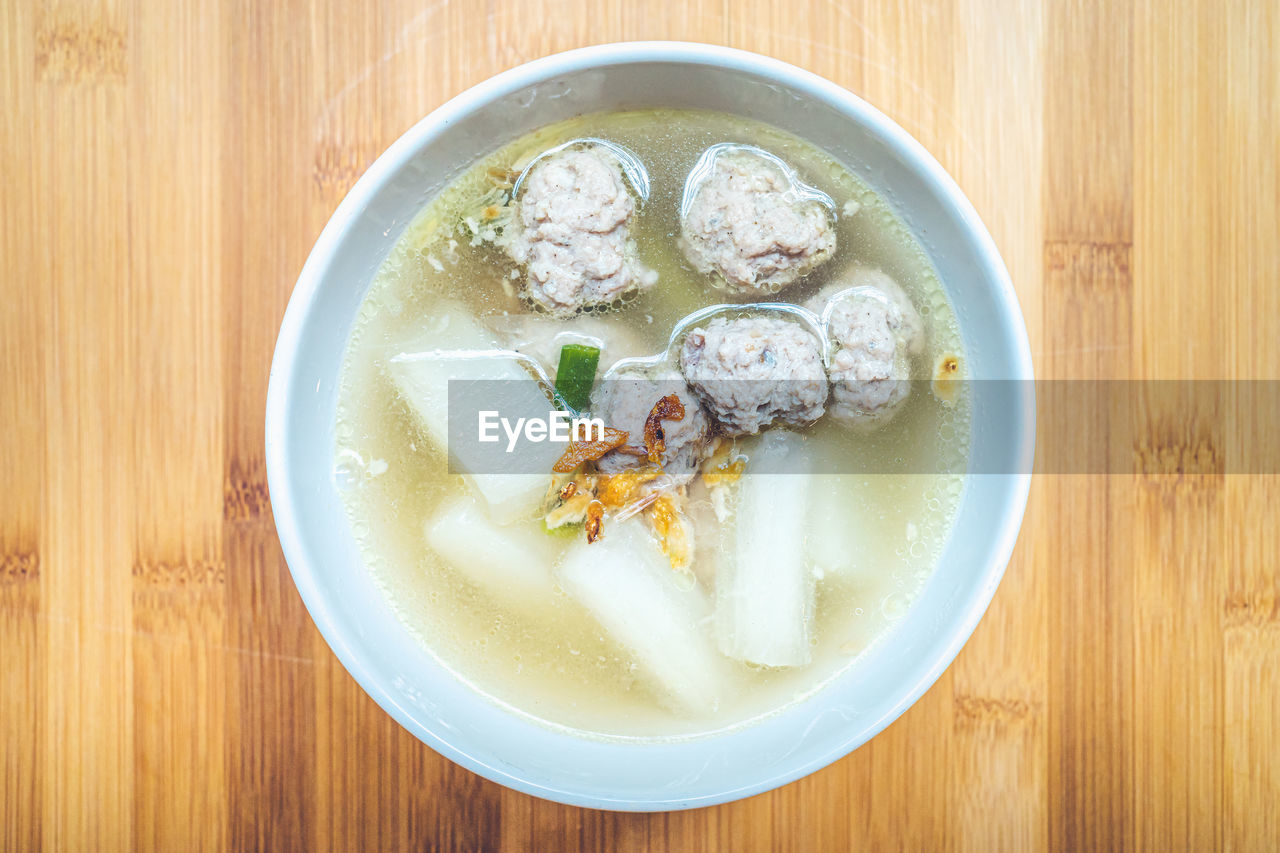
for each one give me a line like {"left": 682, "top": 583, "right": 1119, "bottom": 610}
{"left": 554, "top": 344, "right": 601, "bottom": 413}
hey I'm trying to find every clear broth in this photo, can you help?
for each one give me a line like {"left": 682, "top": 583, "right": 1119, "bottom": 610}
{"left": 334, "top": 109, "right": 970, "bottom": 739}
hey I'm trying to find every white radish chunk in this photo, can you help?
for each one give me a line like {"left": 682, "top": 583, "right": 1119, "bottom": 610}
{"left": 716, "top": 430, "right": 814, "bottom": 667}
{"left": 386, "top": 302, "right": 561, "bottom": 524}
{"left": 425, "top": 496, "right": 558, "bottom": 609}
{"left": 807, "top": 476, "right": 874, "bottom": 583}
{"left": 557, "top": 520, "right": 728, "bottom": 714}
{"left": 488, "top": 313, "right": 650, "bottom": 376}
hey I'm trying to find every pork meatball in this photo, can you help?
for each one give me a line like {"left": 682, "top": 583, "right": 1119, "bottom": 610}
{"left": 679, "top": 316, "right": 828, "bottom": 435}
{"left": 592, "top": 369, "right": 711, "bottom": 480}
{"left": 805, "top": 268, "right": 925, "bottom": 427}
{"left": 679, "top": 146, "right": 836, "bottom": 294}
{"left": 504, "top": 144, "right": 657, "bottom": 315}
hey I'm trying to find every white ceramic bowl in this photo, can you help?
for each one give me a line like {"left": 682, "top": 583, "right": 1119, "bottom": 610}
{"left": 266, "top": 41, "right": 1034, "bottom": 811}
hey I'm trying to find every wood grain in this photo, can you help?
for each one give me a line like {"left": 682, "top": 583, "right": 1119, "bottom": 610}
{"left": 2, "top": 0, "right": 1277, "bottom": 849}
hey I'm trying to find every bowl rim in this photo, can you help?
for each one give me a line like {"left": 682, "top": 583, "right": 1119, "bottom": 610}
{"left": 265, "top": 40, "right": 1035, "bottom": 811}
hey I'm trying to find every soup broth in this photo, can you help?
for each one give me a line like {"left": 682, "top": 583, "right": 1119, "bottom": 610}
{"left": 334, "top": 109, "right": 970, "bottom": 739}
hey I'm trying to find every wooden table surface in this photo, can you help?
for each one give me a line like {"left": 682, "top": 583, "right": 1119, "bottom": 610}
{"left": 3, "top": 0, "right": 1278, "bottom": 849}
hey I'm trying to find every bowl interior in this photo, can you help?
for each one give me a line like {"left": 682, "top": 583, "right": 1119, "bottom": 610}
{"left": 266, "top": 43, "right": 1033, "bottom": 811}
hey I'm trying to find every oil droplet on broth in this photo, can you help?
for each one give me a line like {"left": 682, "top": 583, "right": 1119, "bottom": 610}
{"left": 882, "top": 593, "right": 909, "bottom": 620}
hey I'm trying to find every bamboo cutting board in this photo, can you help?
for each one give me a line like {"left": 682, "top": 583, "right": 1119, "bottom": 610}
{"left": 2, "top": 0, "right": 1278, "bottom": 849}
